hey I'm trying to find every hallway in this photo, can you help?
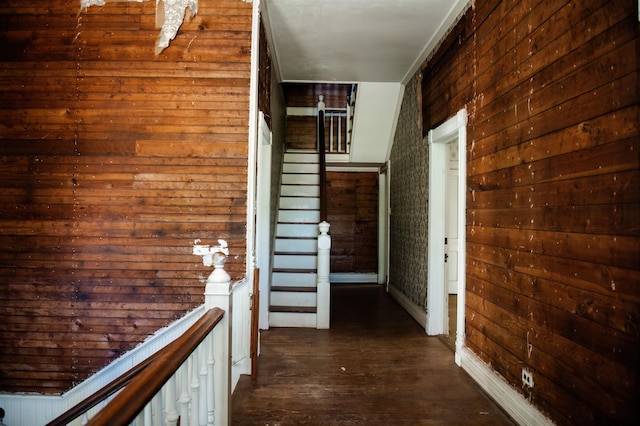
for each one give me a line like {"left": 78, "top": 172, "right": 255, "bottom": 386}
{"left": 232, "top": 284, "right": 515, "bottom": 425}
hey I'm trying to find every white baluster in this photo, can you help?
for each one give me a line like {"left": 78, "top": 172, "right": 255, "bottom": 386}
{"left": 179, "top": 361, "right": 190, "bottom": 426}
{"left": 330, "top": 112, "right": 334, "bottom": 152}
{"left": 199, "top": 344, "right": 208, "bottom": 425}
{"left": 143, "top": 403, "right": 152, "bottom": 426}
{"left": 346, "top": 103, "right": 352, "bottom": 154}
{"left": 338, "top": 113, "right": 342, "bottom": 153}
{"left": 165, "top": 376, "right": 179, "bottom": 426}
{"left": 206, "top": 333, "right": 215, "bottom": 426}
{"left": 153, "top": 390, "right": 163, "bottom": 425}
{"left": 190, "top": 350, "right": 200, "bottom": 426}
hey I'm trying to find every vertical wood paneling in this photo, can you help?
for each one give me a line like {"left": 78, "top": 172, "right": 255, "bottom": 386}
{"left": 421, "top": 0, "right": 639, "bottom": 424}
{"left": 0, "top": 0, "right": 252, "bottom": 394}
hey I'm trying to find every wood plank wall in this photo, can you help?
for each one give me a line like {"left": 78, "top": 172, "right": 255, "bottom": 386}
{"left": 0, "top": 0, "right": 252, "bottom": 394}
{"left": 326, "top": 172, "right": 378, "bottom": 273}
{"left": 285, "top": 116, "right": 316, "bottom": 151}
{"left": 421, "top": 0, "right": 639, "bottom": 423}
{"left": 284, "top": 115, "right": 346, "bottom": 153}
{"left": 283, "top": 83, "right": 351, "bottom": 109}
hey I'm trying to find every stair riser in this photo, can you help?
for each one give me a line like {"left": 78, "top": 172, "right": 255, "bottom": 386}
{"left": 273, "top": 254, "right": 317, "bottom": 269}
{"left": 274, "top": 238, "right": 317, "bottom": 254}
{"left": 269, "top": 312, "right": 317, "bottom": 328}
{"left": 280, "top": 185, "right": 319, "bottom": 197}
{"left": 276, "top": 224, "right": 319, "bottom": 238}
{"left": 271, "top": 292, "right": 317, "bottom": 307}
{"left": 284, "top": 153, "right": 320, "bottom": 163}
{"left": 278, "top": 210, "right": 320, "bottom": 223}
{"left": 283, "top": 163, "right": 319, "bottom": 174}
{"left": 279, "top": 197, "right": 320, "bottom": 210}
{"left": 272, "top": 272, "right": 316, "bottom": 286}
{"left": 282, "top": 174, "right": 319, "bottom": 185}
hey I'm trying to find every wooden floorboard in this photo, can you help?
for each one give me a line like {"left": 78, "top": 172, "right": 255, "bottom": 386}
{"left": 232, "top": 284, "right": 515, "bottom": 425}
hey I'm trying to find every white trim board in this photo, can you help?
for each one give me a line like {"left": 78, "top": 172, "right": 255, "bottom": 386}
{"left": 387, "top": 284, "right": 427, "bottom": 329}
{"left": 330, "top": 272, "right": 378, "bottom": 283}
{"left": 426, "top": 109, "right": 467, "bottom": 337}
{"left": 459, "top": 347, "right": 554, "bottom": 426}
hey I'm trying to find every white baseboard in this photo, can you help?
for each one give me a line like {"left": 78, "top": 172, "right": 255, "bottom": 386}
{"left": 387, "top": 284, "right": 427, "bottom": 329}
{"left": 330, "top": 272, "right": 378, "bottom": 283}
{"left": 459, "top": 347, "right": 553, "bottom": 426}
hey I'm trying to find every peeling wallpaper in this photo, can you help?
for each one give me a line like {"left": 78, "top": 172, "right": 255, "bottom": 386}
{"left": 388, "top": 72, "right": 429, "bottom": 310}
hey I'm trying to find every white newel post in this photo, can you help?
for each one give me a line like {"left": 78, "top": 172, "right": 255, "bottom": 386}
{"left": 193, "top": 239, "right": 231, "bottom": 426}
{"left": 317, "top": 221, "right": 331, "bottom": 329}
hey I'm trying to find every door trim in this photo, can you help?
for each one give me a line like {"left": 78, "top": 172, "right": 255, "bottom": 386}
{"left": 256, "top": 111, "right": 272, "bottom": 330}
{"left": 426, "top": 109, "right": 467, "bottom": 364}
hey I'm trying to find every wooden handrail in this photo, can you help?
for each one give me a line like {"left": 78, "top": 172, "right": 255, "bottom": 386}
{"left": 84, "top": 307, "right": 225, "bottom": 426}
{"left": 318, "top": 106, "right": 327, "bottom": 222}
{"left": 46, "top": 350, "right": 162, "bottom": 426}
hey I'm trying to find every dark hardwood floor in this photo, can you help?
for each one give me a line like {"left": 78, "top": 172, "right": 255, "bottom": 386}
{"left": 232, "top": 284, "right": 515, "bottom": 425}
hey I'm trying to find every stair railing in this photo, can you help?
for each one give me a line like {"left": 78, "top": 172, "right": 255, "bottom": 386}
{"left": 325, "top": 109, "right": 348, "bottom": 154}
{"left": 85, "top": 308, "right": 225, "bottom": 426}
{"left": 48, "top": 240, "right": 241, "bottom": 426}
{"left": 316, "top": 96, "right": 331, "bottom": 329}
{"left": 318, "top": 95, "right": 327, "bottom": 223}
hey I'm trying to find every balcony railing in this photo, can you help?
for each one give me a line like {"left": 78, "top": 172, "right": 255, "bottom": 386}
{"left": 46, "top": 240, "right": 250, "bottom": 426}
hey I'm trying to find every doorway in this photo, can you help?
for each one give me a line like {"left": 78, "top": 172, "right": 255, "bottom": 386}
{"left": 255, "top": 111, "right": 272, "bottom": 330}
{"left": 426, "top": 109, "right": 467, "bottom": 365}
{"left": 445, "top": 140, "right": 459, "bottom": 349}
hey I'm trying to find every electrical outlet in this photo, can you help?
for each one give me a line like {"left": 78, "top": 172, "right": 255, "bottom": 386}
{"left": 522, "top": 369, "right": 534, "bottom": 388}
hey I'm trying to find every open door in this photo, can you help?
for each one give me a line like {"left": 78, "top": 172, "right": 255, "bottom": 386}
{"left": 255, "top": 112, "right": 272, "bottom": 330}
{"left": 445, "top": 142, "right": 459, "bottom": 296}
{"left": 426, "top": 109, "right": 467, "bottom": 366}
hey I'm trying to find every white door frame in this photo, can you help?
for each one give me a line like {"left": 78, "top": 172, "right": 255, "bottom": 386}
{"left": 378, "top": 162, "right": 390, "bottom": 288}
{"left": 426, "top": 109, "right": 467, "bottom": 364}
{"left": 255, "top": 111, "right": 272, "bottom": 330}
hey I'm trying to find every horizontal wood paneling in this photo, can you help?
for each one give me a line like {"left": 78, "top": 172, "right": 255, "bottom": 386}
{"left": 283, "top": 83, "right": 352, "bottom": 109}
{"left": 326, "top": 172, "right": 378, "bottom": 273}
{"left": 0, "top": 0, "right": 252, "bottom": 394}
{"left": 285, "top": 115, "right": 316, "bottom": 150}
{"left": 421, "top": 0, "right": 639, "bottom": 424}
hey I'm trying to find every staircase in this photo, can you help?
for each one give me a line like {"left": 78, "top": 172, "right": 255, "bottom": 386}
{"left": 269, "top": 150, "right": 321, "bottom": 328}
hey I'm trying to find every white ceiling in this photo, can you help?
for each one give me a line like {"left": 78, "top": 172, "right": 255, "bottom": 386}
{"left": 263, "top": 0, "right": 470, "bottom": 84}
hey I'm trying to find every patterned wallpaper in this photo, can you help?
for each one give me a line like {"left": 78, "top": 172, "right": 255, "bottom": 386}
{"left": 388, "top": 71, "right": 429, "bottom": 310}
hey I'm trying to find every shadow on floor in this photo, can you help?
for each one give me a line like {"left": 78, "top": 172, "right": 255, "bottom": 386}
{"left": 232, "top": 284, "right": 515, "bottom": 425}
